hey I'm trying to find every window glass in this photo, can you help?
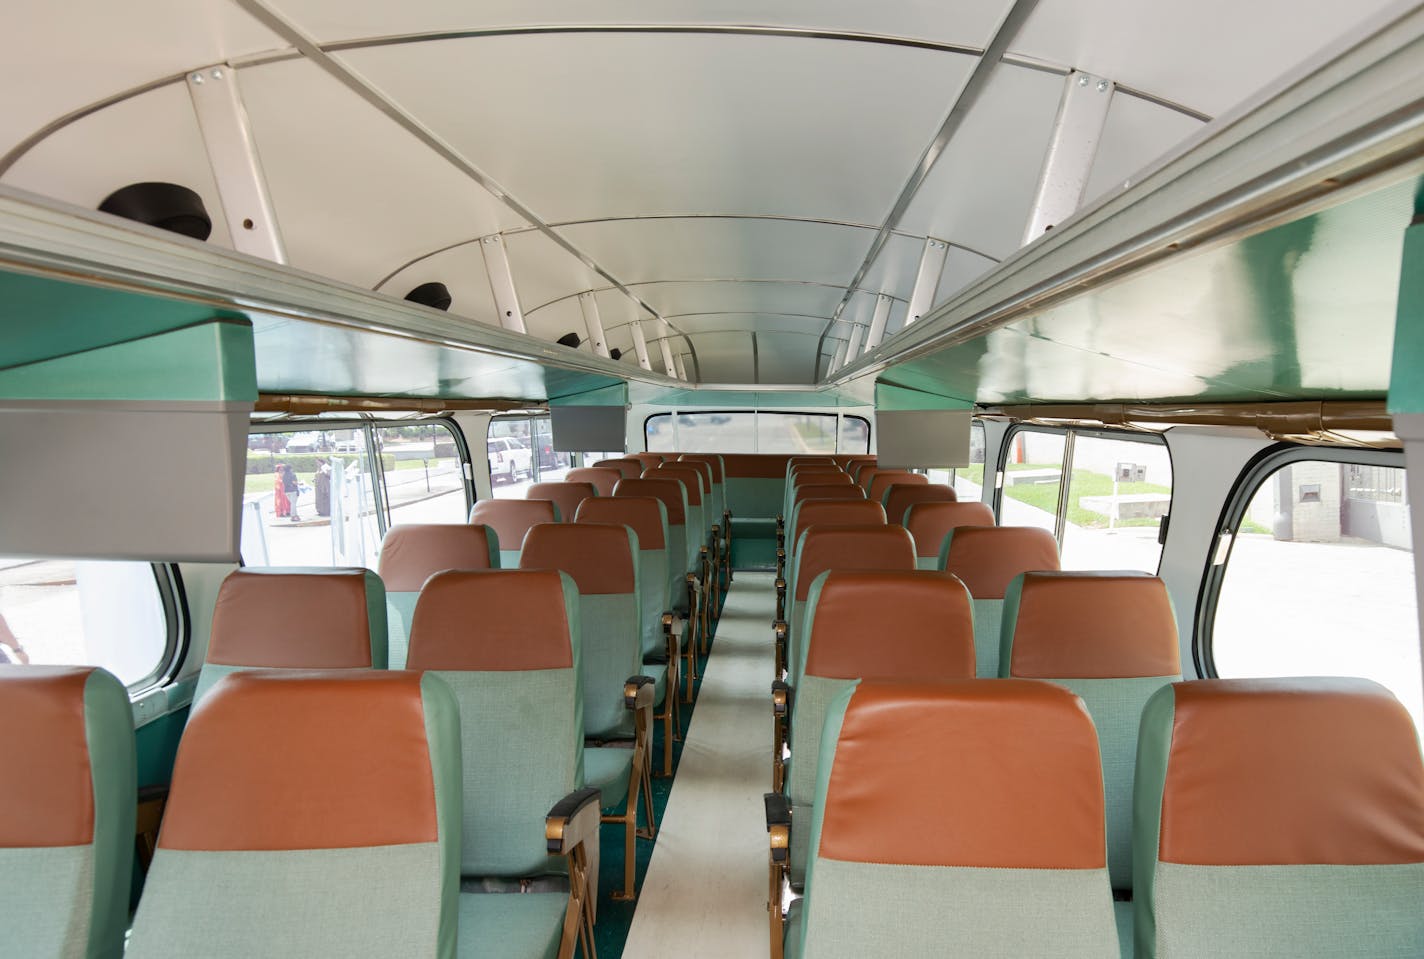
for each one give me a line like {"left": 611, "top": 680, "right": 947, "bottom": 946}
{"left": 644, "top": 412, "right": 871, "bottom": 454}
{"left": 374, "top": 424, "right": 467, "bottom": 525}
{"left": 533, "top": 418, "right": 574, "bottom": 483}
{"left": 1212, "top": 458, "right": 1420, "bottom": 732}
{"left": 1061, "top": 436, "right": 1171, "bottom": 573}
{"left": 241, "top": 429, "right": 380, "bottom": 568}
{"left": 927, "top": 422, "right": 987, "bottom": 501}
{"left": 0, "top": 559, "right": 169, "bottom": 688}
{"left": 996, "top": 430, "right": 1066, "bottom": 536}
{"left": 488, "top": 418, "right": 536, "bottom": 499}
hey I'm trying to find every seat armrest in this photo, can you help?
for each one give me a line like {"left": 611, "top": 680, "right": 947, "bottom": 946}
{"left": 765, "top": 792, "right": 792, "bottom": 863}
{"left": 546, "top": 786, "right": 603, "bottom": 855}
{"left": 771, "top": 680, "right": 792, "bottom": 717}
{"left": 624, "top": 675, "right": 656, "bottom": 710}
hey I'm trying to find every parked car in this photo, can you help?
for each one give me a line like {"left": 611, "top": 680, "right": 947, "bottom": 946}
{"left": 487, "top": 437, "right": 533, "bottom": 484}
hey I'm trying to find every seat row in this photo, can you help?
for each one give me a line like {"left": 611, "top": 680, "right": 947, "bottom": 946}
{"left": 772, "top": 674, "right": 1424, "bottom": 958}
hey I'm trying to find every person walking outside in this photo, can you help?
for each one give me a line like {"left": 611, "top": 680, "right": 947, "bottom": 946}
{"left": 273, "top": 463, "right": 291, "bottom": 518}
{"left": 283, "top": 464, "right": 302, "bottom": 522}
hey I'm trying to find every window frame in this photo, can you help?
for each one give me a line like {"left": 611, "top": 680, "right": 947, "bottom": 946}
{"left": 1194, "top": 443, "right": 1409, "bottom": 680}
{"left": 487, "top": 412, "right": 576, "bottom": 484}
{"left": 995, "top": 423, "right": 1175, "bottom": 568}
{"left": 642, "top": 410, "right": 872, "bottom": 453}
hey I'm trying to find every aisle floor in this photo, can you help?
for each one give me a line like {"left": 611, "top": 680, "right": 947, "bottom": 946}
{"left": 620, "top": 571, "right": 775, "bottom": 959}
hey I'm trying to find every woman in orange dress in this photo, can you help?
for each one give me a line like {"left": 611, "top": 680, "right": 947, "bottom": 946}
{"left": 274, "top": 463, "right": 291, "bottom": 517}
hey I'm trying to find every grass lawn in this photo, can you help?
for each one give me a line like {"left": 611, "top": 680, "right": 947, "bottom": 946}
{"left": 967, "top": 463, "right": 1169, "bottom": 530}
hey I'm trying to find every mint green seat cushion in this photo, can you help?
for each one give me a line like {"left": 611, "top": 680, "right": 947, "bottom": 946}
{"left": 784, "top": 674, "right": 853, "bottom": 886}
{"left": 1114, "top": 900, "right": 1133, "bottom": 959}
{"left": 636, "top": 548, "right": 671, "bottom": 660}
{"left": 433, "top": 670, "right": 583, "bottom": 878}
{"left": 726, "top": 477, "right": 783, "bottom": 520}
{"left": 498, "top": 547, "right": 522, "bottom": 568}
{"left": 457, "top": 891, "right": 566, "bottom": 959}
{"left": 387, "top": 592, "right": 417, "bottom": 670}
{"left": 577, "top": 592, "right": 643, "bottom": 740}
{"left": 585, "top": 745, "right": 634, "bottom": 811}
{"left": 914, "top": 556, "right": 937, "bottom": 571}
{"left": 969, "top": 598, "right": 1001, "bottom": 678}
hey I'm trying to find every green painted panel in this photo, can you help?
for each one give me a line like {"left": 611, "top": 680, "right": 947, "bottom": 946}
{"left": 135, "top": 706, "right": 188, "bottom": 788}
{"left": 885, "top": 175, "right": 1422, "bottom": 406}
{"left": 0, "top": 270, "right": 226, "bottom": 368}
{"left": 549, "top": 382, "right": 628, "bottom": 406}
{"left": 1388, "top": 206, "right": 1424, "bottom": 413}
{"left": 628, "top": 384, "right": 871, "bottom": 408}
{"left": 874, "top": 380, "right": 974, "bottom": 411}
{"left": 0, "top": 319, "right": 255, "bottom": 402}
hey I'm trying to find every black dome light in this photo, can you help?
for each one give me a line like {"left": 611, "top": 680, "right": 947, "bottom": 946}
{"left": 610, "top": 348, "right": 623, "bottom": 360}
{"left": 98, "top": 182, "right": 212, "bottom": 241}
{"left": 556, "top": 332, "right": 582, "bottom": 349}
{"left": 405, "top": 281, "right": 452, "bottom": 311}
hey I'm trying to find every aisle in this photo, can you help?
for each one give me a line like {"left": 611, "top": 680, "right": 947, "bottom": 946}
{"left": 620, "top": 571, "right": 775, "bottom": 959}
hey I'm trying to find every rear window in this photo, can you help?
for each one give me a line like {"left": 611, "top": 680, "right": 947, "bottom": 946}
{"left": 644, "top": 411, "right": 871, "bottom": 454}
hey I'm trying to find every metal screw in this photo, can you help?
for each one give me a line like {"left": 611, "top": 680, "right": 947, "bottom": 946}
{"left": 1097, "top": 80, "right": 1109, "bottom": 92}
{"left": 1077, "top": 75, "right": 1089, "bottom": 87}
{"left": 211, "top": 68, "right": 224, "bottom": 80}
{"left": 191, "top": 73, "right": 204, "bottom": 84}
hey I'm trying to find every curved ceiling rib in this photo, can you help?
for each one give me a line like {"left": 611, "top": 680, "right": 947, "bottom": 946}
{"left": 229, "top": 0, "right": 704, "bottom": 380}
{"left": 812, "top": 0, "right": 1042, "bottom": 381}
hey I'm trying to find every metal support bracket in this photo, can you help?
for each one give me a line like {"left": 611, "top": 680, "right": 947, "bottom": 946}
{"left": 186, "top": 64, "right": 286, "bottom": 262}
{"left": 479, "top": 234, "right": 527, "bottom": 333}
{"left": 656, "top": 319, "right": 679, "bottom": 377}
{"left": 577, "top": 292, "right": 610, "bottom": 357}
{"left": 903, "top": 237, "right": 949, "bottom": 328}
{"left": 629, "top": 318, "right": 653, "bottom": 370}
{"left": 1023, "top": 71, "right": 1115, "bottom": 244}
{"left": 862, "top": 293, "right": 894, "bottom": 355}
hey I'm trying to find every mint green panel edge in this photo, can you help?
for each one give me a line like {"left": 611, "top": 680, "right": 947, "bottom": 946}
{"left": 797, "top": 681, "right": 860, "bottom": 948}
{"left": 484, "top": 528, "right": 502, "bottom": 570}
{"left": 362, "top": 569, "right": 389, "bottom": 670}
{"left": 419, "top": 672, "right": 464, "bottom": 959}
{"left": 1132, "top": 684, "right": 1177, "bottom": 959}
{"left": 795, "top": 570, "right": 835, "bottom": 688}
{"left": 85, "top": 667, "right": 138, "bottom": 959}
{"left": 874, "top": 379, "right": 974, "bottom": 411}
{"left": 1388, "top": 212, "right": 1424, "bottom": 413}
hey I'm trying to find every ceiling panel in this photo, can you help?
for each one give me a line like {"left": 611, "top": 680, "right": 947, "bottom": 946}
{"left": 756, "top": 331, "right": 825, "bottom": 383}
{"left": 895, "top": 64, "right": 1062, "bottom": 260}
{"left": 551, "top": 217, "right": 880, "bottom": 288}
{"left": 376, "top": 243, "right": 501, "bottom": 327}
{"left": 611, "top": 278, "right": 845, "bottom": 323}
{"left": 501, "top": 229, "right": 604, "bottom": 315}
{"left": 341, "top": 33, "right": 975, "bottom": 224}
{"left": 3, "top": 82, "right": 236, "bottom": 249}
{"left": 857, "top": 232, "right": 932, "bottom": 304}
{"left": 684, "top": 331, "right": 755, "bottom": 383}
{"left": 1081, "top": 94, "right": 1204, "bottom": 209}
{"left": 1010, "top": 0, "right": 1401, "bottom": 116}
{"left": 655, "top": 312, "right": 835, "bottom": 337}
{"left": 272, "top": 0, "right": 1012, "bottom": 56}
{"left": 0, "top": 0, "right": 284, "bottom": 158}
{"left": 930, "top": 246, "right": 999, "bottom": 310}
{"left": 240, "top": 59, "right": 526, "bottom": 287}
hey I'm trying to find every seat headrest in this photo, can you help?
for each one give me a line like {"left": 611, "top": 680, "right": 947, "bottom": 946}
{"left": 794, "top": 525, "right": 915, "bottom": 600}
{"left": 818, "top": 680, "right": 1105, "bottom": 869}
{"left": 905, "top": 501, "right": 995, "bottom": 558}
{"left": 378, "top": 524, "right": 497, "bottom": 592}
{"left": 161, "top": 671, "right": 444, "bottom": 851}
{"left": 563, "top": 467, "right": 622, "bottom": 496}
{"left": 941, "top": 526, "right": 1059, "bottom": 598}
{"left": 1144, "top": 678, "right": 1424, "bottom": 866}
{"left": 677, "top": 454, "right": 724, "bottom": 481}
{"left": 526, "top": 482, "right": 598, "bottom": 520}
{"left": 722, "top": 454, "right": 794, "bottom": 478}
{"left": 790, "top": 466, "right": 850, "bottom": 485}
{"left": 592, "top": 458, "right": 643, "bottom": 480}
{"left": 849, "top": 460, "right": 878, "bottom": 481}
{"left": 408, "top": 570, "right": 574, "bottom": 671}
{"left": 1004, "top": 571, "right": 1179, "bottom": 678}
{"left": 576, "top": 495, "right": 668, "bottom": 550}
{"left": 614, "top": 478, "right": 687, "bottom": 523}
{"left": 792, "top": 500, "right": 887, "bottom": 546}
{"left": 208, "top": 569, "right": 382, "bottom": 668}
{"left": 469, "top": 499, "right": 560, "bottom": 540}
{"left": 520, "top": 522, "right": 637, "bottom": 595}
{"left": 651, "top": 465, "right": 704, "bottom": 504}
{"left": 788, "top": 456, "right": 836, "bottom": 468}
{"left": 792, "top": 484, "right": 867, "bottom": 508}
{"left": 867, "top": 470, "right": 928, "bottom": 503}
{"left": 0, "top": 665, "right": 126, "bottom": 847}
{"left": 631, "top": 453, "right": 666, "bottom": 469}
{"left": 805, "top": 572, "right": 974, "bottom": 681}
{"left": 673, "top": 459, "right": 715, "bottom": 489}
{"left": 883, "top": 483, "right": 956, "bottom": 525}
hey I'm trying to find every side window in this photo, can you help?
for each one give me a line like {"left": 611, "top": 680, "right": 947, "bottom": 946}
{"left": 1208, "top": 455, "right": 1419, "bottom": 732}
{"left": 241, "top": 428, "right": 380, "bottom": 568}
{"left": 997, "top": 427, "right": 1171, "bottom": 573}
{"left": 927, "top": 421, "right": 987, "bottom": 501}
{"left": 374, "top": 423, "right": 468, "bottom": 524}
{"left": 533, "top": 417, "right": 574, "bottom": 483}
{"left": 0, "top": 559, "right": 175, "bottom": 689}
{"left": 489, "top": 418, "right": 536, "bottom": 498}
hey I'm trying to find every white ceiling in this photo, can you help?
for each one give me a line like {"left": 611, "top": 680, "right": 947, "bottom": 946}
{"left": 2, "top": 0, "right": 1400, "bottom": 385}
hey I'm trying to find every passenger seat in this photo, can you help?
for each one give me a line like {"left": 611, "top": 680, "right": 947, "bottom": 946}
{"left": 0, "top": 665, "right": 135, "bottom": 959}
{"left": 378, "top": 523, "right": 500, "bottom": 669}
{"left": 470, "top": 499, "right": 558, "bottom": 567}
{"left": 127, "top": 671, "right": 462, "bottom": 958}
{"left": 526, "top": 482, "right": 599, "bottom": 524}
{"left": 904, "top": 500, "right": 994, "bottom": 569}
{"left": 1133, "top": 678, "right": 1424, "bottom": 959}
{"left": 938, "top": 526, "right": 1058, "bottom": 676}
